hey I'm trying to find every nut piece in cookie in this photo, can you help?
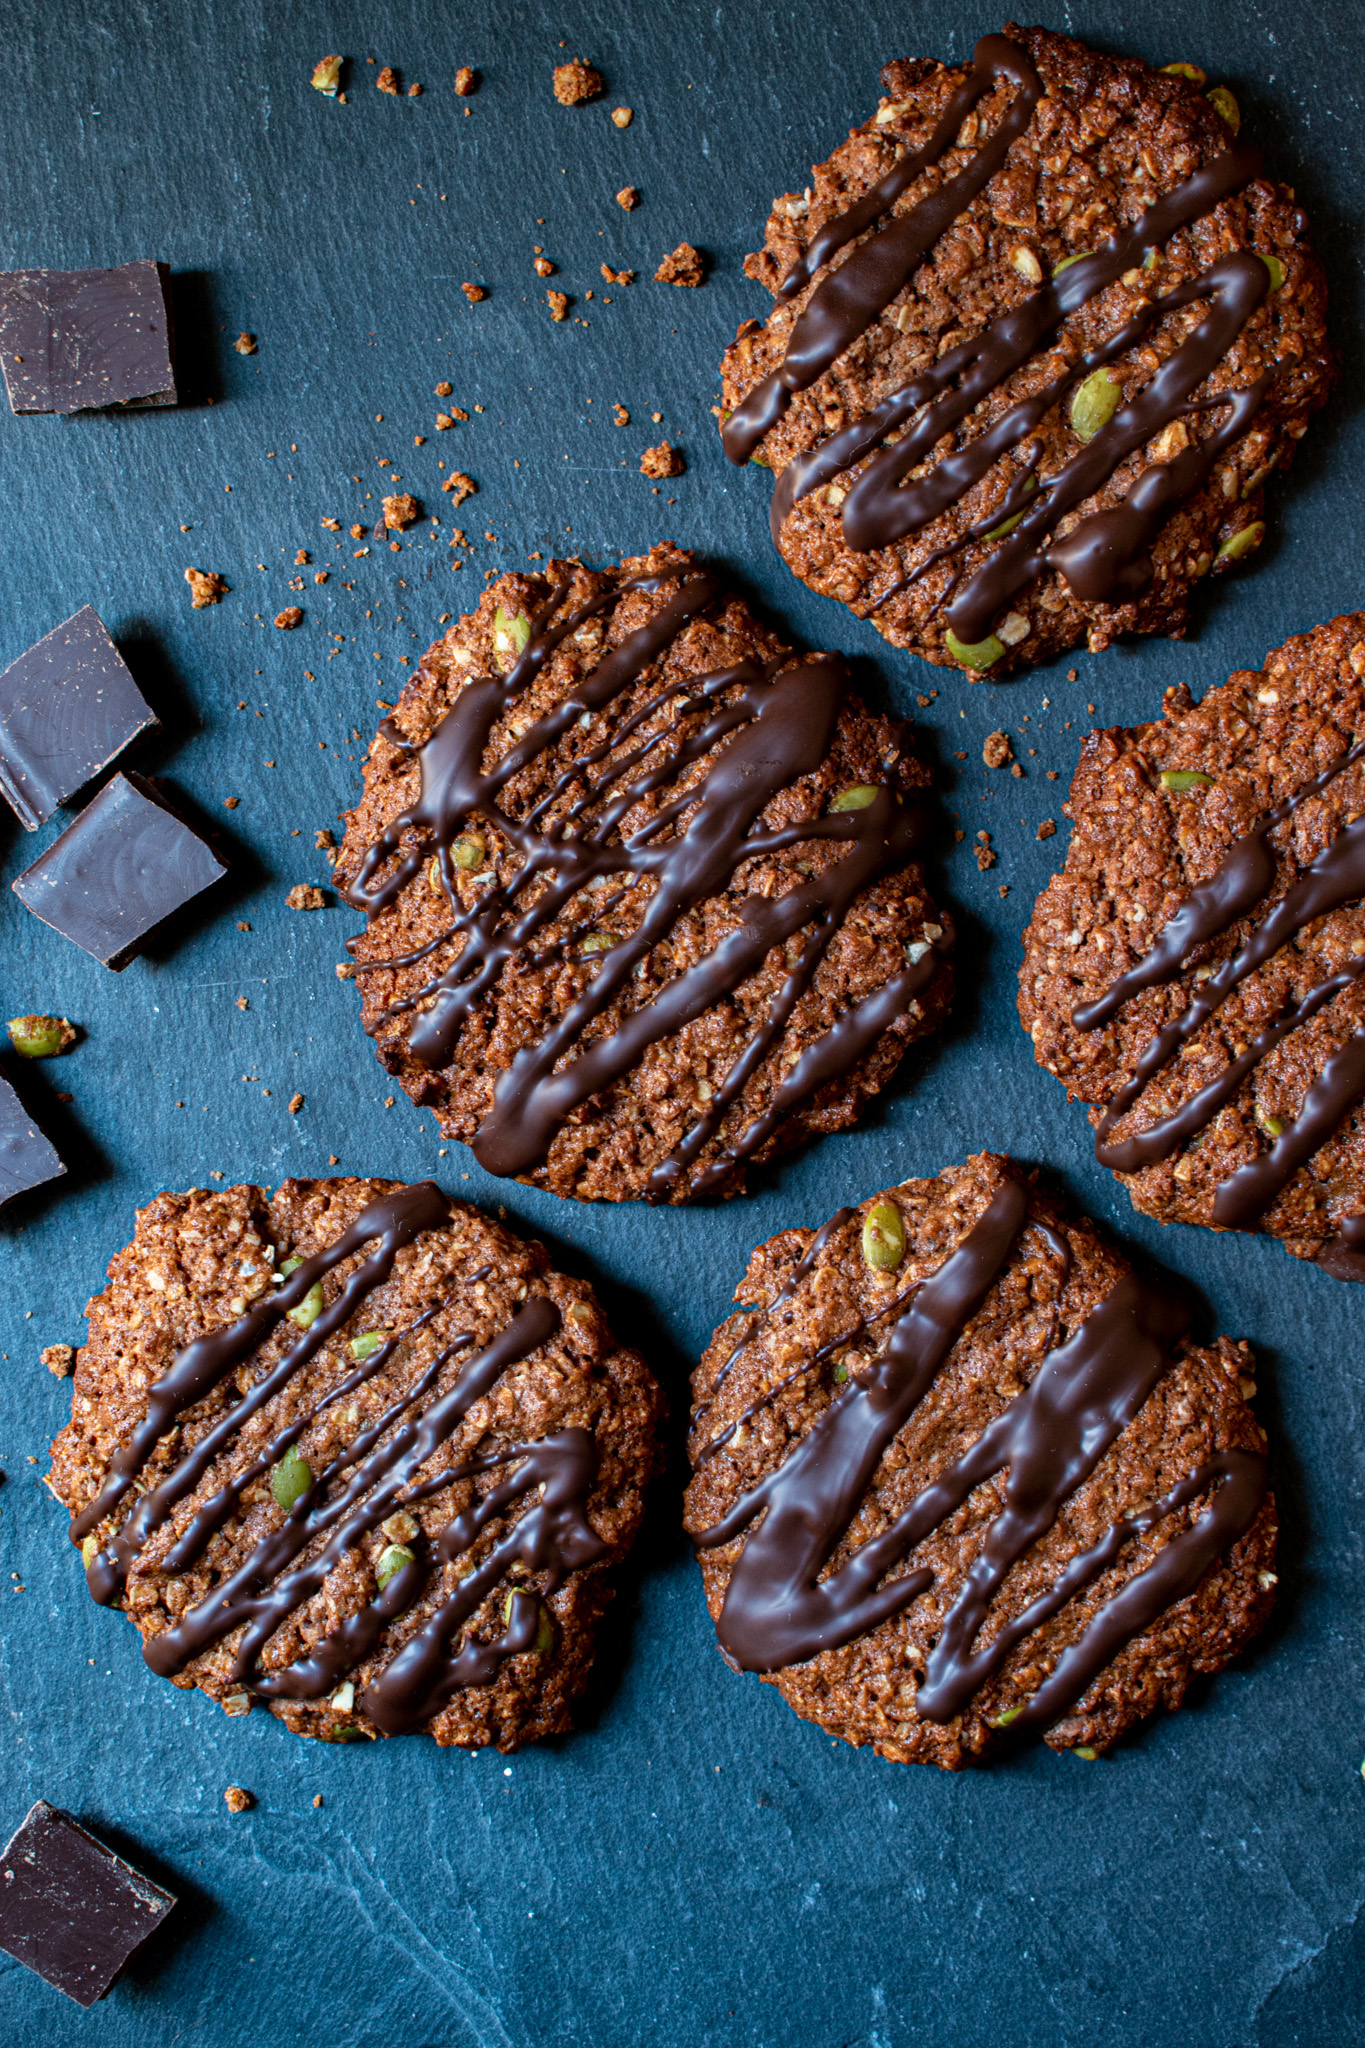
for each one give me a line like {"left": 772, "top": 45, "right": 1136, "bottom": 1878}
{"left": 48, "top": 1178, "right": 665, "bottom": 1749}
{"left": 686, "top": 1153, "right": 1275, "bottom": 1767}
{"left": 333, "top": 545, "right": 954, "bottom": 1203}
{"left": 720, "top": 24, "right": 1333, "bottom": 677}
{"left": 1020, "top": 614, "right": 1365, "bottom": 1279}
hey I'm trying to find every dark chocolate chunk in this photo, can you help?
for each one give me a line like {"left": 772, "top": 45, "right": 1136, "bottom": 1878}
{"left": 0, "top": 607, "right": 157, "bottom": 830}
{"left": 0, "top": 1075, "right": 65, "bottom": 1205}
{"left": 12, "top": 771, "right": 226, "bottom": 969}
{"left": 0, "top": 1800, "right": 176, "bottom": 2006}
{"left": 0, "top": 261, "right": 176, "bottom": 415}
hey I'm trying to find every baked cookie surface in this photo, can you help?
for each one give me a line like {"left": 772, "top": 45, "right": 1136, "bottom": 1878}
{"left": 50, "top": 1177, "right": 664, "bottom": 1749}
{"left": 720, "top": 24, "right": 1332, "bottom": 678}
{"left": 685, "top": 1154, "right": 1274, "bottom": 1768}
{"left": 1020, "top": 615, "right": 1365, "bottom": 1277}
{"left": 334, "top": 544, "right": 953, "bottom": 1203}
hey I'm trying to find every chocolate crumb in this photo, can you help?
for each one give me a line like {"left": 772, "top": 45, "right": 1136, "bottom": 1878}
{"left": 553, "top": 58, "right": 603, "bottom": 105}
{"left": 184, "top": 567, "right": 228, "bottom": 608}
{"left": 640, "top": 441, "right": 684, "bottom": 478}
{"left": 286, "top": 884, "right": 325, "bottom": 911}
{"left": 654, "top": 243, "right": 704, "bottom": 287}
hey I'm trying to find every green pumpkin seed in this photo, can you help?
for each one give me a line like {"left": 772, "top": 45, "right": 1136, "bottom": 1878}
{"left": 81, "top": 1534, "right": 100, "bottom": 1569}
{"left": 1259, "top": 254, "right": 1285, "bottom": 291}
{"left": 862, "top": 1201, "right": 906, "bottom": 1272}
{"left": 349, "top": 1329, "right": 391, "bottom": 1361}
{"left": 983, "top": 475, "right": 1037, "bottom": 540}
{"left": 1053, "top": 252, "right": 1086, "bottom": 276}
{"left": 1070, "top": 367, "right": 1122, "bottom": 442}
{"left": 452, "top": 832, "right": 485, "bottom": 870}
{"left": 832, "top": 1360, "right": 850, "bottom": 1384}
{"left": 1161, "top": 61, "right": 1206, "bottom": 85}
{"left": 324, "top": 1723, "right": 366, "bottom": 1743}
{"left": 1206, "top": 85, "right": 1240, "bottom": 133}
{"left": 988, "top": 1703, "right": 1025, "bottom": 1728}
{"left": 1072, "top": 1745, "right": 1099, "bottom": 1761}
{"left": 1257, "top": 1110, "right": 1285, "bottom": 1139}
{"left": 492, "top": 604, "right": 532, "bottom": 666}
{"left": 580, "top": 931, "right": 613, "bottom": 954}
{"left": 1217, "top": 521, "right": 1265, "bottom": 564}
{"left": 6, "top": 1014, "right": 73, "bottom": 1059}
{"left": 279, "top": 1255, "right": 303, "bottom": 1278}
{"left": 503, "top": 1591, "right": 555, "bottom": 1653}
{"left": 1160, "top": 768, "right": 1213, "bottom": 792}
{"left": 376, "top": 1543, "right": 416, "bottom": 1590}
{"left": 944, "top": 628, "right": 1005, "bottom": 671}
{"left": 750, "top": 450, "right": 771, "bottom": 469}
{"left": 287, "top": 1280, "right": 324, "bottom": 1330}
{"left": 271, "top": 1445, "right": 314, "bottom": 1512}
{"left": 830, "top": 785, "right": 880, "bottom": 812}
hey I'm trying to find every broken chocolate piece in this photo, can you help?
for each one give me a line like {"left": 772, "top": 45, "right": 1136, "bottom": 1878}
{"left": 12, "top": 772, "right": 226, "bottom": 969}
{"left": 0, "top": 1075, "right": 65, "bottom": 1205}
{"left": 0, "top": 1800, "right": 176, "bottom": 2006}
{"left": 0, "top": 607, "right": 157, "bottom": 830}
{"left": 0, "top": 261, "right": 176, "bottom": 415}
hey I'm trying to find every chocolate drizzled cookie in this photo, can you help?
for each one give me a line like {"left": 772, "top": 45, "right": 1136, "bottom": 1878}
{"left": 49, "top": 1178, "right": 664, "bottom": 1748}
{"left": 1021, "top": 614, "right": 1365, "bottom": 1278}
{"left": 335, "top": 545, "right": 953, "bottom": 1202}
{"left": 686, "top": 1155, "right": 1274, "bottom": 1767}
{"left": 720, "top": 26, "right": 1332, "bottom": 677}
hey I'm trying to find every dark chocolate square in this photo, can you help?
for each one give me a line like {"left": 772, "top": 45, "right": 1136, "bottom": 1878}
{"left": 12, "top": 771, "right": 226, "bottom": 969}
{"left": 0, "top": 261, "right": 176, "bottom": 414}
{"left": 0, "top": 1801, "right": 176, "bottom": 2006}
{"left": 0, "top": 1076, "right": 65, "bottom": 1206}
{"left": 0, "top": 607, "right": 157, "bottom": 830}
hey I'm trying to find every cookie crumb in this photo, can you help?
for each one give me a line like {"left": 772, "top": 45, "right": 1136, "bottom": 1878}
{"left": 41, "top": 1343, "right": 74, "bottom": 1376}
{"left": 611, "top": 106, "right": 633, "bottom": 128}
{"left": 613, "top": 403, "right": 630, "bottom": 425}
{"left": 382, "top": 492, "right": 420, "bottom": 529}
{"left": 1037, "top": 819, "right": 1056, "bottom": 839}
{"left": 376, "top": 66, "right": 399, "bottom": 95}
{"left": 288, "top": 1093, "right": 304, "bottom": 1114}
{"left": 616, "top": 185, "right": 639, "bottom": 210}
{"left": 461, "top": 282, "right": 486, "bottom": 303}
{"left": 234, "top": 996, "right": 248, "bottom": 1011}
{"left": 224, "top": 1786, "right": 253, "bottom": 1814}
{"left": 553, "top": 58, "right": 603, "bottom": 105}
{"left": 434, "top": 380, "right": 453, "bottom": 397}
{"left": 328, "top": 1155, "right": 339, "bottom": 1165}
{"left": 601, "top": 264, "right": 634, "bottom": 287}
{"left": 185, "top": 567, "right": 229, "bottom": 608}
{"left": 287, "top": 884, "right": 326, "bottom": 911}
{"left": 407, "top": 81, "right": 422, "bottom": 96}
{"left": 311, "top": 55, "right": 342, "bottom": 96}
{"left": 313, "top": 1793, "right": 325, "bottom": 1808}
{"left": 974, "top": 832, "right": 996, "bottom": 872}
{"left": 547, "top": 290, "right": 570, "bottom": 321}
{"left": 336, "top": 961, "right": 354, "bottom": 979}
{"left": 441, "top": 473, "right": 477, "bottom": 505}
{"left": 982, "top": 730, "right": 1013, "bottom": 769}
{"left": 454, "top": 67, "right": 476, "bottom": 96}
{"left": 641, "top": 440, "right": 684, "bottom": 478}
{"left": 234, "top": 332, "right": 257, "bottom": 356}
{"left": 654, "top": 242, "right": 704, "bottom": 287}
{"left": 274, "top": 607, "right": 303, "bottom": 630}
{"left": 534, "top": 256, "right": 556, "bottom": 278}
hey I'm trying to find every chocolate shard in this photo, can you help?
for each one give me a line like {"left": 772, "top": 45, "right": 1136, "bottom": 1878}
{"left": 12, "top": 771, "right": 226, "bottom": 969}
{"left": 0, "top": 1074, "right": 65, "bottom": 1205}
{"left": 0, "top": 1800, "right": 176, "bottom": 2006}
{"left": 0, "top": 607, "right": 158, "bottom": 830}
{"left": 0, "top": 261, "right": 176, "bottom": 415}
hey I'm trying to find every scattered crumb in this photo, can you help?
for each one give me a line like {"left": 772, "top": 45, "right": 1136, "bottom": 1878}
{"left": 601, "top": 264, "right": 634, "bottom": 286}
{"left": 1046, "top": 769, "right": 1059, "bottom": 780}
{"left": 407, "top": 81, "right": 422, "bottom": 97}
{"left": 314, "top": 571, "right": 328, "bottom": 584}
{"left": 322, "top": 516, "right": 342, "bottom": 531}
{"left": 185, "top": 567, "right": 229, "bottom": 608}
{"left": 224, "top": 1786, "right": 254, "bottom": 1814}
{"left": 641, "top": 440, "right": 684, "bottom": 478}
{"left": 223, "top": 796, "right": 240, "bottom": 809}
{"left": 616, "top": 186, "right": 639, "bottom": 210}
{"left": 435, "top": 380, "right": 453, "bottom": 397}
{"left": 234, "top": 333, "right": 257, "bottom": 355}
{"left": 1010, "top": 762, "right": 1024, "bottom": 778}
{"left": 461, "top": 283, "right": 486, "bottom": 303}
{"left": 998, "top": 884, "right": 1010, "bottom": 898}
{"left": 454, "top": 67, "right": 476, "bottom": 95}
{"left": 311, "top": 55, "right": 342, "bottom": 96}
{"left": 654, "top": 242, "right": 704, "bottom": 286}
{"left": 1037, "top": 819, "right": 1057, "bottom": 840}
{"left": 289, "top": 1092, "right": 304, "bottom": 1114}
{"left": 435, "top": 413, "right": 454, "bottom": 430}
{"left": 553, "top": 57, "right": 603, "bottom": 105}
{"left": 336, "top": 961, "right": 354, "bottom": 979}
{"left": 328, "top": 1155, "right": 339, "bottom": 1166}
{"left": 313, "top": 1793, "right": 325, "bottom": 1808}
{"left": 237, "top": 921, "right": 251, "bottom": 931}
{"left": 382, "top": 492, "right": 420, "bottom": 529}
{"left": 534, "top": 256, "right": 556, "bottom": 278}
{"left": 235, "top": 996, "right": 248, "bottom": 1011}
{"left": 547, "top": 290, "right": 570, "bottom": 321}
{"left": 974, "top": 831, "right": 996, "bottom": 872}
{"left": 442, "top": 472, "right": 477, "bottom": 506}
{"left": 274, "top": 607, "right": 303, "bottom": 630}
{"left": 315, "top": 828, "right": 335, "bottom": 851}
{"left": 613, "top": 403, "right": 629, "bottom": 425}
{"left": 287, "top": 884, "right": 326, "bottom": 911}
{"left": 376, "top": 66, "right": 399, "bottom": 95}
{"left": 294, "top": 549, "right": 310, "bottom": 565}
{"left": 350, "top": 523, "right": 366, "bottom": 539}
{"left": 611, "top": 105, "right": 633, "bottom": 128}
{"left": 41, "top": 1344, "right": 74, "bottom": 1376}
{"left": 982, "top": 730, "right": 1013, "bottom": 769}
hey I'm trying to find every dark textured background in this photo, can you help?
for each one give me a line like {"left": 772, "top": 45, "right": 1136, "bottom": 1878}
{"left": 1, "top": 4, "right": 1362, "bottom": 2042}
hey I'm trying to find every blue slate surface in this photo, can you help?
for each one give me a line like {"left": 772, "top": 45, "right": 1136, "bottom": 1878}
{"left": 1, "top": 4, "right": 1362, "bottom": 2042}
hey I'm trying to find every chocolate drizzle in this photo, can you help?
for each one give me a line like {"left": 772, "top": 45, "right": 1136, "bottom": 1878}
{"left": 1076, "top": 740, "right": 1365, "bottom": 1261}
{"left": 343, "top": 566, "right": 945, "bottom": 1194}
{"left": 693, "top": 1180, "right": 1266, "bottom": 1736}
{"left": 72, "top": 1186, "right": 609, "bottom": 1734}
{"left": 727, "top": 32, "right": 1283, "bottom": 643}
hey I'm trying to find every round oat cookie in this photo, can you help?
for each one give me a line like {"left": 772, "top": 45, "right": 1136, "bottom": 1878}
{"left": 49, "top": 1177, "right": 664, "bottom": 1749}
{"left": 333, "top": 544, "right": 953, "bottom": 1203}
{"left": 685, "top": 1154, "right": 1274, "bottom": 1769}
{"left": 720, "top": 23, "right": 1333, "bottom": 679}
{"left": 1021, "top": 615, "right": 1365, "bottom": 1278}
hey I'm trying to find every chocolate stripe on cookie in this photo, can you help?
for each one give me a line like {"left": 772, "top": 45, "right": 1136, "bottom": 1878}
{"left": 692, "top": 1182, "right": 1265, "bottom": 1733}
{"left": 728, "top": 30, "right": 1280, "bottom": 641}
{"left": 1076, "top": 742, "right": 1365, "bottom": 1257}
{"left": 72, "top": 1186, "right": 607, "bottom": 1730}
{"left": 343, "top": 569, "right": 941, "bottom": 1190}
